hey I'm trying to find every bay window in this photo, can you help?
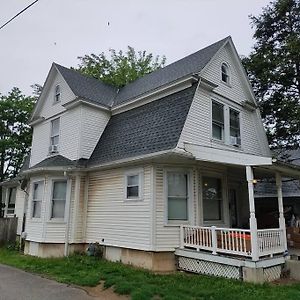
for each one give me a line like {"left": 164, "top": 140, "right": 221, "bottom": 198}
{"left": 51, "top": 180, "right": 67, "bottom": 219}
{"left": 32, "top": 181, "right": 44, "bottom": 218}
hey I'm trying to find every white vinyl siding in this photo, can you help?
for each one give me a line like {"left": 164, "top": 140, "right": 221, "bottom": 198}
{"left": 25, "top": 176, "right": 74, "bottom": 244}
{"left": 86, "top": 166, "right": 152, "bottom": 250}
{"left": 80, "top": 106, "right": 110, "bottom": 159}
{"left": 178, "top": 79, "right": 269, "bottom": 157}
{"left": 38, "top": 70, "right": 75, "bottom": 120}
{"left": 30, "top": 104, "right": 110, "bottom": 167}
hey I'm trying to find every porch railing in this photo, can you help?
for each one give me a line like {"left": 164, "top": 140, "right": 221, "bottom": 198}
{"left": 180, "top": 225, "right": 285, "bottom": 260}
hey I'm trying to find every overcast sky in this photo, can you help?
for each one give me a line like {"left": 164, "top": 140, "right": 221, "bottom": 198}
{"left": 1, "top": 0, "right": 271, "bottom": 96}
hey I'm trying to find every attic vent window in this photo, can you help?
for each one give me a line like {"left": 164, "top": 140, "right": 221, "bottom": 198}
{"left": 54, "top": 84, "right": 61, "bottom": 103}
{"left": 221, "top": 63, "right": 230, "bottom": 84}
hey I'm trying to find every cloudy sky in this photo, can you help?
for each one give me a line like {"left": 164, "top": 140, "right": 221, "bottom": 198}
{"left": 1, "top": 0, "right": 271, "bottom": 96}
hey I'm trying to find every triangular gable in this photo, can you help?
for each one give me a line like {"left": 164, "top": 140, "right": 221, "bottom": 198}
{"left": 30, "top": 64, "right": 76, "bottom": 122}
{"left": 200, "top": 36, "right": 257, "bottom": 106}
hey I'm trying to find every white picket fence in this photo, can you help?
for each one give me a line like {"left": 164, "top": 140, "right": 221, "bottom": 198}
{"left": 180, "top": 225, "right": 285, "bottom": 260}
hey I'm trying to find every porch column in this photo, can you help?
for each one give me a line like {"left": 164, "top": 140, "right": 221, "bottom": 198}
{"left": 246, "top": 166, "right": 259, "bottom": 261}
{"left": 275, "top": 172, "right": 287, "bottom": 251}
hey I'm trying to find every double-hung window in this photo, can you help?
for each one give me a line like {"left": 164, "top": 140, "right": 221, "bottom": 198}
{"left": 32, "top": 181, "right": 44, "bottom": 218}
{"left": 54, "top": 85, "right": 61, "bottom": 103}
{"left": 125, "top": 171, "right": 143, "bottom": 200}
{"left": 202, "top": 177, "right": 223, "bottom": 221}
{"left": 221, "top": 63, "right": 230, "bottom": 84}
{"left": 51, "top": 180, "right": 67, "bottom": 219}
{"left": 212, "top": 101, "right": 224, "bottom": 141}
{"left": 167, "top": 172, "right": 188, "bottom": 221}
{"left": 229, "top": 109, "right": 241, "bottom": 146}
{"left": 50, "top": 118, "right": 60, "bottom": 153}
{"left": 7, "top": 187, "right": 16, "bottom": 215}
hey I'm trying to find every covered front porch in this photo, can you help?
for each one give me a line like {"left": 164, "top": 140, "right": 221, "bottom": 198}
{"left": 172, "top": 145, "right": 300, "bottom": 282}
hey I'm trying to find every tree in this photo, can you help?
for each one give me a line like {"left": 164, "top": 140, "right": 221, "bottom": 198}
{"left": 242, "top": 0, "right": 300, "bottom": 148}
{"left": 0, "top": 88, "right": 35, "bottom": 214}
{"left": 76, "top": 46, "right": 166, "bottom": 88}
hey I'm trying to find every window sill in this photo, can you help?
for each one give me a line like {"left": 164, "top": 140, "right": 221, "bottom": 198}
{"left": 47, "top": 219, "right": 66, "bottom": 224}
{"left": 29, "top": 218, "right": 42, "bottom": 222}
{"left": 210, "top": 138, "right": 243, "bottom": 150}
{"left": 220, "top": 80, "right": 232, "bottom": 88}
{"left": 124, "top": 198, "right": 144, "bottom": 202}
{"left": 164, "top": 221, "right": 190, "bottom": 227}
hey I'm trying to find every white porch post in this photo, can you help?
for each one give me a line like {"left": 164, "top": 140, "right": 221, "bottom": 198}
{"left": 276, "top": 172, "right": 287, "bottom": 251}
{"left": 246, "top": 166, "right": 259, "bottom": 261}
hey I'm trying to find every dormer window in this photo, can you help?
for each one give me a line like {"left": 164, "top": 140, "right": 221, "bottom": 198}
{"left": 49, "top": 118, "right": 60, "bottom": 154}
{"left": 54, "top": 85, "right": 61, "bottom": 103}
{"left": 221, "top": 63, "right": 230, "bottom": 84}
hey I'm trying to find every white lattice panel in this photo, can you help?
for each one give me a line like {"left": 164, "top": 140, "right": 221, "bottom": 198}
{"left": 178, "top": 257, "right": 241, "bottom": 280}
{"left": 263, "top": 265, "right": 282, "bottom": 282}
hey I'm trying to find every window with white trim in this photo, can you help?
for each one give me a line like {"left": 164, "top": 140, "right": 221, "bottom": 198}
{"left": 212, "top": 101, "right": 224, "bottom": 141}
{"left": 49, "top": 118, "right": 60, "bottom": 153}
{"left": 32, "top": 181, "right": 44, "bottom": 218}
{"left": 54, "top": 85, "right": 61, "bottom": 103}
{"left": 167, "top": 172, "right": 188, "bottom": 221}
{"left": 51, "top": 180, "right": 67, "bottom": 219}
{"left": 7, "top": 187, "right": 16, "bottom": 215}
{"left": 229, "top": 108, "right": 241, "bottom": 146}
{"left": 202, "top": 177, "right": 223, "bottom": 221}
{"left": 125, "top": 171, "right": 143, "bottom": 200}
{"left": 221, "top": 63, "right": 230, "bottom": 84}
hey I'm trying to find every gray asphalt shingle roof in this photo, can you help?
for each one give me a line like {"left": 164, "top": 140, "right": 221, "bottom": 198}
{"left": 88, "top": 84, "right": 197, "bottom": 166}
{"left": 55, "top": 37, "right": 228, "bottom": 108}
{"left": 54, "top": 64, "right": 117, "bottom": 107}
{"left": 113, "top": 37, "right": 228, "bottom": 106}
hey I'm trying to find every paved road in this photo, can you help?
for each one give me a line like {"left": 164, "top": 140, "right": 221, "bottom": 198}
{"left": 0, "top": 264, "right": 96, "bottom": 300}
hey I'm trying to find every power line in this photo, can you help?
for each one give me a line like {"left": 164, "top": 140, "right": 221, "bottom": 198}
{"left": 0, "top": 0, "right": 39, "bottom": 31}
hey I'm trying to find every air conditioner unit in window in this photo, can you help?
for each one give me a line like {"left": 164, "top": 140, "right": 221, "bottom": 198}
{"left": 49, "top": 145, "right": 58, "bottom": 153}
{"left": 230, "top": 136, "right": 241, "bottom": 147}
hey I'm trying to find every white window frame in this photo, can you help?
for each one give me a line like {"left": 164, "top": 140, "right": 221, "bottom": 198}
{"left": 221, "top": 62, "right": 230, "bottom": 85}
{"left": 211, "top": 100, "right": 225, "bottom": 141}
{"left": 54, "top": 84, "right": 61, "bottom": 103}
{"left": 31, "top": 180, "right": 44, "bottom": 219}
{"left": 124, "top": 169, "right": 144, "bottom": 201}
{"left": 229, "top": 108, "right": 241, "bottom": 146}
{"left": 164, "top": 168, "right": 192, "bottom": 226}
{"left": 211, "top": 99, "right": 242, "bottom": 147}
{"left": 200, "top": 172, "right": 229, "bottom": 227}
{"left": 49, "top": 117, "right": 60, "bottom": 154}
{"left": 49, "top": 179, "right": 68, "bottom": 220}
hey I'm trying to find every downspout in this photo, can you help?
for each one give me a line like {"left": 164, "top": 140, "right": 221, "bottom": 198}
{"left": 64, "top": 172, "right": 72, "bottom": 256}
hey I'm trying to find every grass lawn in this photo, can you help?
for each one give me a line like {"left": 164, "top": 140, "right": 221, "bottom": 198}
{"left": 0, "top": 248, "right": 300, "bottom": 300}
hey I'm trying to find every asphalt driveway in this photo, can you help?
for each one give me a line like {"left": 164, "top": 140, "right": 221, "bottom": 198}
{"left": 0, "top": 264, "right": 96, "bottom": 300}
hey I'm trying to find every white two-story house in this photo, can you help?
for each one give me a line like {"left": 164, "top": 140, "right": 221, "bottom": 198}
{"left": 3, "top": 36, "right": 300, "bottom": 283}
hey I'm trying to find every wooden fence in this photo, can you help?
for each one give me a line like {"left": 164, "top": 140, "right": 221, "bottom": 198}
{"left": 0, "top": 217, "right": 18, "bottom": 244}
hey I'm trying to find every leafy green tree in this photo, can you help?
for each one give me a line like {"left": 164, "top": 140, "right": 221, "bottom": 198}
{"left": 242, "top": 0, "right": 300, "bottom": 148}
{"left": 0, "top": 88, "right": 35, "bottom": 214}
{"left": 76, "top": 46, "right": 166, "bottom": 88}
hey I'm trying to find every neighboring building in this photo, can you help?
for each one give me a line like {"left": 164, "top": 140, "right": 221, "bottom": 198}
{"left": 255, "top": 149, "right": 300, "bottom": 229}
{"left": 2, "top": 36, "right": 300, "bottom": 282}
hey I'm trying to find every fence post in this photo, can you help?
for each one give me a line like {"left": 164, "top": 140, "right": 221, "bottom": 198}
{"left": 212, "top": 226, "right": 217, "bottom": 255}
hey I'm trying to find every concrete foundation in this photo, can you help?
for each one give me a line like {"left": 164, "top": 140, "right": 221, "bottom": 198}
{"left": 23, "top": 242, "right": 176, "bottom": 272}
{"left": 104, "top": 246, "right": 176, "bottom": 272}
{"left": 242, "top": 267, "right": 264, "bottom": 283}
{"left": 24, "top": 241, "right": 86, "bottom": 258}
